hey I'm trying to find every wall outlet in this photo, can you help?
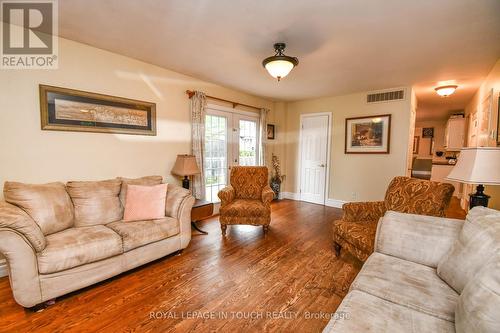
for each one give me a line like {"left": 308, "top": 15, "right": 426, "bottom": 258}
{"left": 351, "top": 192, "right": 357, "bottom": 200}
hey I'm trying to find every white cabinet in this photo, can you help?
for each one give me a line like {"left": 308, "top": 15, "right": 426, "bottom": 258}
{"left": 444, "top": 118, "right": 465, "bottom": 151}
{"left": 431, "top": 164, "right": 461, "bottom": 197}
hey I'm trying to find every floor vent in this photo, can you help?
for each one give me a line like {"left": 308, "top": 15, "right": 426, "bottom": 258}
{"left": 367, "top": 89, "right": 405, "bottom": 103}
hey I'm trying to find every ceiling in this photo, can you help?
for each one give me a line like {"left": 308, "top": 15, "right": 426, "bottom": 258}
{"left": 58, "top": 0, "right": 500, "bottom": 114}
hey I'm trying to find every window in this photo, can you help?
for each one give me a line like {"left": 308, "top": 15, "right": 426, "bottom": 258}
{"left": 203, "top": 106, "right": 260, "bottom": 202}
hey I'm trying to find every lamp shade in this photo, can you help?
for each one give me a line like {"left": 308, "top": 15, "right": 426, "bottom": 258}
{"left": 446, "top": 147, "right": 500, "bottom": 185}
{"left": 171, "top": 154, "right": 200, "bottom": 176}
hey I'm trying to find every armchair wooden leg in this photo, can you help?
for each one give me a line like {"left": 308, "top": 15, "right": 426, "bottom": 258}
{"left": 333, "top": 242, "right": 341, "bottom": 257}
{"left": 263, "top": 225, "right": 269, "bottom": 234}
{"left": 221, "top": 224, "right": 227, "bottom": 236}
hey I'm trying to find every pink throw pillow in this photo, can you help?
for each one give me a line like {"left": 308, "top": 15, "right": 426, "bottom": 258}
{"left": 123, "top": 184, "right": 167, "bottom": 222}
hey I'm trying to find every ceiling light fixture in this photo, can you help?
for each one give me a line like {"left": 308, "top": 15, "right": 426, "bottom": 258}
{"left": 435, "top": 85, "right": 458, "bottom": 97}
{"left": 262, "top": 43, "right": 298, "bottom": 81}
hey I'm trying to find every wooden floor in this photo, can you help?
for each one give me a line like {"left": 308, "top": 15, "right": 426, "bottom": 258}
{"left": 0, "top": 200, "right": 360, "bottom": 333}
{"left": 0, "top": 198, "right": 466, "bottom": 333}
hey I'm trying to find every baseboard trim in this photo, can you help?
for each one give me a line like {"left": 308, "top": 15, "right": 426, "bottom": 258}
{"left": 280, "top": 192, "right": 300, "bottom": 200}
{"left": 0, "top": 260, "right": 7, "bottom": 278}
{"left": 280, "top": 192, "right": 347, "bottom": 208}
{"left": 325, "top": 198, "right": 347, "bottom": 208}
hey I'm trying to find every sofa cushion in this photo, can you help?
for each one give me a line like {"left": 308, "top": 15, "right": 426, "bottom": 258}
{"left": 333, "top": 219, "right": 378, "bottom": 254}
{"left": 37, "top": 225, "right": 122, "bottom": 274}
{"left": 123, "top": 184, "right": 167, "bottom": 222}
{"left": 117, "top": 175, "right": 163, "bottom": 205}
{"left": 4, "top": 181, "right": 74, "bottom": 235}
{"left": 437, "top": 209, "right": 500, "bottom": 293}
{"left": 455, "top": 253, "right": 500, "bottom": 333}
{"left": 322, "top": 290, "right": 455, "bottom": 333}
{"left": 66, "top": 179, "right": 123, "bottom": 227}
{"left": 350, "top": 253, "right": 458, "bottom": 322}
{"left": 219, "top": 199, "right": 269, "bottom": 217}
{"left": 106, "top": 217, "right": 179, "bottom": 252}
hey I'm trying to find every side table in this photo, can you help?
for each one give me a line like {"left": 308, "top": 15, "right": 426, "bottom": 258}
{"left": 191, "top": 199, "right": 213, "bottom": 234}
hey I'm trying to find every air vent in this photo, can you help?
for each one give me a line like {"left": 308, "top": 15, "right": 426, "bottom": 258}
{"left": 367, "top": 89, "right": 405, "bottom": 103}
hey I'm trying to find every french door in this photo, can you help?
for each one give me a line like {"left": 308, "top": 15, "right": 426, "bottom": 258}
{"left": 204, "top": 107, "right": 260, "bottom": 202}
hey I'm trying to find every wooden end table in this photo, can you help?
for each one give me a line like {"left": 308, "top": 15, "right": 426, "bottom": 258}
{"left": 191, "top": 199, "right": 213, "bottom": 234}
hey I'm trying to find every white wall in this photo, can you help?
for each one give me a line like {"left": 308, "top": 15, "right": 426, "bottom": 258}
{"left": 284, "top": 89, "right": 413, "bottom": 202}
{"left": 0, "top": 37, "right": 274, "bottom": 194}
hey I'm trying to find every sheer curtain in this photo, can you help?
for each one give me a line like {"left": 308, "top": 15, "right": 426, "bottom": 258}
{"left": 259, "top": 108, "right": 270, "bottom": 168}
{"left": 190, "top": 91, "right": 207, "bottom": 199}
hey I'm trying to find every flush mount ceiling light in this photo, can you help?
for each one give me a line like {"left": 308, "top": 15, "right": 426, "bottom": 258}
{"left": 262, "top": 43, "right": 298, "bottom": 81}
{"left": 435, "top": 85, "right": 458, "bottom": 97}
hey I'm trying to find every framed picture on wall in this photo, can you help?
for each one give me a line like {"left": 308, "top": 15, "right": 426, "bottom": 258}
{"left": 413, "top": 136, "right": 420, "bottom": 154}
{"left": 39, "top": 84, "right": 157, "bottom": 136}
{"left": 422, "top": 127, "right": 434, "bottom": 138}
{"left": 345, "top": 114, "right": 391, "bottom": 154}
{"left": 267, "top": 124, "right": 275, "bottom": 140}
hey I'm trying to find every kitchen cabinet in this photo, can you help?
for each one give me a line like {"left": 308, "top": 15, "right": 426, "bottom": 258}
{"left": 444, "top": 118, "right": 465, "bottom": 151}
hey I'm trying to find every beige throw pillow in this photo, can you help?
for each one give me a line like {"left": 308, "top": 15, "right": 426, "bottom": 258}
{"left": 4, "top": 181, "right": 74, "bottom": 235}
{"left": 437, "top": 208, "right": 500, "bottom": 293}
{"left": 66, "top": 179, "right": 122, "bottom": 227}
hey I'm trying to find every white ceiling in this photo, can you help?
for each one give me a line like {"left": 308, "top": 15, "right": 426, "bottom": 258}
{"left": 59, "top": 0, "right": 500, "bottom": 115}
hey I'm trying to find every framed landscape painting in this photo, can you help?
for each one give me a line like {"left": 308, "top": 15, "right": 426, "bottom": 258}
{"left": 39, "top": 85, "right": 156, "bottom": 135}
{"left": 345, "top": 114, "right": 391, "bottom": 154}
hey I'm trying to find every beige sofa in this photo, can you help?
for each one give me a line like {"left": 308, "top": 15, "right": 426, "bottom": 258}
{"left": 324, "top": 207, "right": 500, "bottom": 333}
{"left": 0, "top": 176, "right": 195, "bottom": 308}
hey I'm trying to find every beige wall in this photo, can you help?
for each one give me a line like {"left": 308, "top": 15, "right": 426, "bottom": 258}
{"left": 464, "top": 59, "right": 500, "bottom": 210}
{"left": 0, "top": 37, "right": 275, "bottom": 199}
{"left": 284, "top": 90, "right": 413, "bottom": 202}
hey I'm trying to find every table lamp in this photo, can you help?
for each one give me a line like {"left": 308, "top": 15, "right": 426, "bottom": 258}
{"left": 171, "top": 154, "right": 200, "bottom": 189}
{"left": 446, "top": 147, "right": 500, "bottom": 209}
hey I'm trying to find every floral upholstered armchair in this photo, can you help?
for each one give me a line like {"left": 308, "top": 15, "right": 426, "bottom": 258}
{"left": 333, "top": 176, "right": 455, "bottom": 262}
{"left": 218, "top": 166, "right": 275, "bottom": 235}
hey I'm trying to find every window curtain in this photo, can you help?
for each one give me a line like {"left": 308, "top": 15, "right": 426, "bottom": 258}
{"left": 259, "top": 108, "right": 270, "bottom": 168}
{"left": 190, "top": 91, "right": 207, "bottom": 200}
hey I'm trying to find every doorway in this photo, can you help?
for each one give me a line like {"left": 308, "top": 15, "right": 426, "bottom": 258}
{"left": 299, "top": 112, "right": 332, "bottom": 205}
{"left": 204, "top": 105, "right": 260, "bottom": 203}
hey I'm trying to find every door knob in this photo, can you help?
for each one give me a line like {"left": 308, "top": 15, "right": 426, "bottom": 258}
{"left": 319, "top": 164, "right": 325, "bottom": 167}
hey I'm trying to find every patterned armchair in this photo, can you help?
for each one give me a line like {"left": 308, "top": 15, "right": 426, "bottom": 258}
{"left": 218, "top": 166, "right": 274, "bottom": 235}
{"left": 333, "top": 176, "right": 455, "bottom": 262}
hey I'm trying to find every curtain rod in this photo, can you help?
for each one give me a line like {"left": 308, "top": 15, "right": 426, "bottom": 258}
{"left": 185, "top": 90, "right": 262, "bottom": 111}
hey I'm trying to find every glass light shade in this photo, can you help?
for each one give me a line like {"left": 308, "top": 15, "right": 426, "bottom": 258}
{"left": 435, "top": 85, "right": 458, "bottom": 97}
{"left": 265, "top": 60, "right": 295, "bottom": 80}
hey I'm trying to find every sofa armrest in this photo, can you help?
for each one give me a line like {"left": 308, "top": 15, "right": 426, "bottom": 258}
{"left": 218, "top": 185, "right": 235, "bottom": 207}
{"left": 342, "top": 201, "right": 386, "bottom": 222}
{"left": 262, "top": 185, "right": 274, "bottom": 207}
{"left": 375, "top": 211, "right": 464, "bottom": 268}
{"left": 0, "top": 201, "right": 45, "bottom": 252}
{"left": 165, "top": 184, "right": 195, "bottom": 249}
{"left": 0, "top": 229, "right": 42, "bottom": 307}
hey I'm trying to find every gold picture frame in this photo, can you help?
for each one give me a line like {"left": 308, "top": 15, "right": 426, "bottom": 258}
{"left": 39, "top": 84, "right": 156, "bottom": 136}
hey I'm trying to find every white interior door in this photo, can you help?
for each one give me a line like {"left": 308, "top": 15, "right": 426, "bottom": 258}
{"left": 299, "top": 114, "right": 330, "bottom": 205}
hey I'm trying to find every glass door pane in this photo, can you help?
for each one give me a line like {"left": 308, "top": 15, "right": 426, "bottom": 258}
{"left": 204, "top": 114, "right": 228, "bottom": 202}
{"left": 237, "top": 118, "right": 258, "bottom": 166}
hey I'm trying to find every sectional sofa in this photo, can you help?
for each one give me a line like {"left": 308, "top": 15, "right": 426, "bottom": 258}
{"left": 0, "top": 176, "right": 195, "bottom": 308}
{"left": 324, "top": 207, "right": 500, "bottom": 332}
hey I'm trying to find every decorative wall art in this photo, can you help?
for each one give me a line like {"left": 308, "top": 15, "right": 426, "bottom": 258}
{"left": 40, "top": 85, "right": 156, "bottom": 135}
